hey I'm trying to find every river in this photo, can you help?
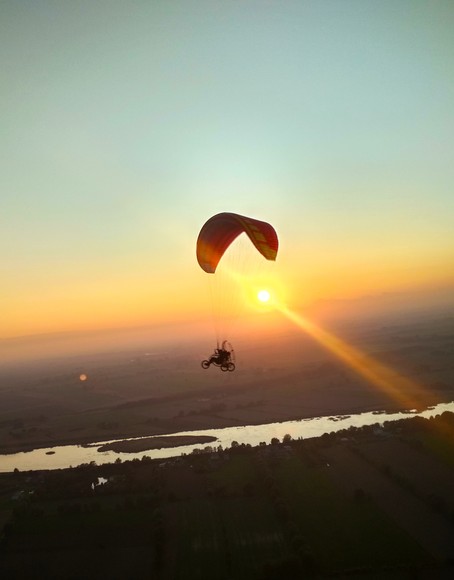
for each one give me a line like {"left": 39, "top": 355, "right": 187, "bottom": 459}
{"left": 1, "top": 401, "right": 453, "bottom": 473}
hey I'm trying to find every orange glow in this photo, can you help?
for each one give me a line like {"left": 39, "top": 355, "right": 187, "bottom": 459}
{"left": 1, "top": 272, "right": 206, "bottom": 339}
{"left": 2, "top": 242, "right": 453, "bottom": 341}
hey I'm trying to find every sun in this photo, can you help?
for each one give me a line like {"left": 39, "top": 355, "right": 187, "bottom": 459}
{"left": 257, "top": 289, "right": 271, "bottom": 303}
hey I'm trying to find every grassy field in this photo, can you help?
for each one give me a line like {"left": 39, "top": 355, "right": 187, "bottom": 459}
{"left": 165, "top": 497, "right": 288, "bottom": 580}
{"left": 417, "top": 432, "right": 454, "bottom": 469}
{"left": 0, "top": 495, "right": 157, "bottom": 579}
{"left": 274, "top": 455, "right": 430, "bottom": 573}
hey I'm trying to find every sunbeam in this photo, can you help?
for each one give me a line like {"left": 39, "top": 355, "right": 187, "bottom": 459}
{"left": 277, "top": 305, "right": 433, "bottom": 411}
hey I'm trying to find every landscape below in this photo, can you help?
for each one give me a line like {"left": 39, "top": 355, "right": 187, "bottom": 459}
{"left": 1, "top": 412, "right": 454, "bottom": 578}
{"left": 0, "top": 314, "right": 453, "bottom": 577}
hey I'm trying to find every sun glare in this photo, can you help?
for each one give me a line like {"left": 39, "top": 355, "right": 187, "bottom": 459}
{"left": 276, "top": 305, "right": 431, "bottom": 411}
{"left": 257, "top": 289, "right": 270, "bottom": 303}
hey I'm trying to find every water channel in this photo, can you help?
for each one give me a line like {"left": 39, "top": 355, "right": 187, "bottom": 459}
{"left": 1, "top": 401, "right": 453, "bottom": 473}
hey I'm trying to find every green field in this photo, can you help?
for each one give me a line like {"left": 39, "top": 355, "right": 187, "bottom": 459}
{"left": 416, "top": 432, "right": 454, "bottom": 469}
{"left": 274, "top": 455, "right": 430, "bottom": 573}
{"left": 167, "top": 497, "right": 288, "bottom": 580}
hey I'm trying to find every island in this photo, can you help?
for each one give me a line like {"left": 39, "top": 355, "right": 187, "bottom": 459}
{"left": 97, "top": 435, "right": 218, "bottom": 453}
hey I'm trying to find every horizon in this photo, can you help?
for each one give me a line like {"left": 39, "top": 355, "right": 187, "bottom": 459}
{"left": 1, "top": 283, "right": 453, "bottom": 367}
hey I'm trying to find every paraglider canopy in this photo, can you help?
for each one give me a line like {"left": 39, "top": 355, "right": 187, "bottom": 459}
{"left": 196, "top": 212, "right": 278, "bottom": 274}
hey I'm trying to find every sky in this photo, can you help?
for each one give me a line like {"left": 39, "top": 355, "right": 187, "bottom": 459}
{"left": 1, "top": 0, "right": 454, "bottom": 342}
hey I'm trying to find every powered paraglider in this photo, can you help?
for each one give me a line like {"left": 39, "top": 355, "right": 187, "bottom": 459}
{"left": 197, "top": 212, "right": 278, "bottom": 372}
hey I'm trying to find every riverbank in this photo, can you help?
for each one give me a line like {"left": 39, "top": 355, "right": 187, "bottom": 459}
{"left": 0, "top": 398, "right": 421, "bottom": 456}
{"left": 2, "top": 401, "right": 453, "bottom": 474}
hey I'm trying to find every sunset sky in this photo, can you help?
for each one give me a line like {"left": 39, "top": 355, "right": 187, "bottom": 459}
{"left": 2, "top": 0, "right": 454, "bottom": 341}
